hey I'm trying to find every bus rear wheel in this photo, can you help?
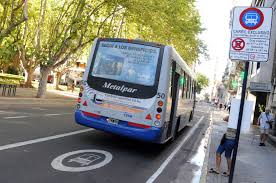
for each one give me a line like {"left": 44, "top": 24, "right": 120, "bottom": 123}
{"left": 171, "top": 116, "right": 181, "bottom": 141}
{"left": 189, "top": 111, "right": 193, "bottom": 122}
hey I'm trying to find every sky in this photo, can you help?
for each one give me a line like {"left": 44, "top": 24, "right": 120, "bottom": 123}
{"left": 195, "top": 0, "right": 252, "bottom": 93}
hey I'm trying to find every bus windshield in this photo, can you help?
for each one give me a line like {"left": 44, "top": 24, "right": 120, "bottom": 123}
{"left": 91, "top": 41, "right": 160, "bottom": 86}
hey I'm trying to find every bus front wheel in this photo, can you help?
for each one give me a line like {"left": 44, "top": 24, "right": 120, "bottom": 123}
{"left": 189, "top": 111, "right": 193, "bottom": 122}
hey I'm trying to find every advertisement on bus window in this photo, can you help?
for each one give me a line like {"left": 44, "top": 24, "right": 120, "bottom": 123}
{"left": 91, "top": 41, "right": 160, "bottom": 86}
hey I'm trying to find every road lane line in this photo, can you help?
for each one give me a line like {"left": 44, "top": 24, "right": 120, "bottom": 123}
{"left": 0, "top": 129, "right": 93, "bottom": 151}
{"left": 146, "top": 116, "right": 205, "bottom": 183}
{"left": 44, "top": 114, "right": 61, "bottom": 116}
{"left": 44, "top": 113, "right": 71, "bottom": 116}
{"left": 0, "top": 111, "right": 17, "bottom": 114}
{"left": 3, "top": 116, "right": 29, "bottom": 119}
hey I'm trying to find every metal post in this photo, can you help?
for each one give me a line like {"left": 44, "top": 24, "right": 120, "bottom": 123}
{"left": 228, "top": 61, "right": 249, "bottom": 183}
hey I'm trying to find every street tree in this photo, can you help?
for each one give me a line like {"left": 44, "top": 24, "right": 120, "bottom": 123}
{"left": 53, "top": 52, "right": 84, "bottom": 90}
{"left": 18, "top": 0, "right": 42, "bottom": 87}
{"left": 6, "top": 0, "right": 203, "bottom": 98}
{"left": 0, "top": 0, "right": 28, "bottom": 43}
{"left": 196, "top": 73, "right": 209, "bottom": 94}
{"left": 121, "top": 0, "right": 203, "bottom": 65}
{"left": 0, "top": 35, "right": 20, "bottom": 72}
{"left": 35, "top": 0, "right": 128, "bottom": 98}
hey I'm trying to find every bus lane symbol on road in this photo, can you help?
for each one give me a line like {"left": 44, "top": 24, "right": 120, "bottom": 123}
{"left": 232, "top": 38, "right": 245, "bottom": 51}
{"left": 51, "top": 149, "right": 113, "bottom": 172}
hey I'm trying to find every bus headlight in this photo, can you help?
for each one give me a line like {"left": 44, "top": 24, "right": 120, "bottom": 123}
{"left": 154, "top": 121, "right": 161, "bottom": 126}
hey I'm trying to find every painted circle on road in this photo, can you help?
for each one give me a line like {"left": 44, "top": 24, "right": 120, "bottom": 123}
{"left": 232, "top": 38, "right": 245, "bottom": 51}
{"left": 239, "top": 7, "right": 264, "bottom": 30}
{"left": 51, "top": 149, "right": 112, "bottom": 172}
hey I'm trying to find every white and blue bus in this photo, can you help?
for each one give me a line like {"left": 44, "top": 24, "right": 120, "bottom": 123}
{"left": 75, "top": 38, "right": 196, "bottom": 144}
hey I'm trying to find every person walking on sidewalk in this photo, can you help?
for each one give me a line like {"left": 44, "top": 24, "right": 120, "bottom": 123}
{"left": 209, "top": 127, "right": 236, "bottom": 177}
{"left": 258, "top": 107, "right": 274, "bottom": 146}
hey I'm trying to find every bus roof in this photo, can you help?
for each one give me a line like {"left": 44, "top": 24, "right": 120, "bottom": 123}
{"left": 98, "top": 38, "right": 165, "bottom": 48}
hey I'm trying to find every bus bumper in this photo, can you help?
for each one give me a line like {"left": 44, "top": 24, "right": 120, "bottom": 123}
{"left": 75, "top": 110, "right": 162, "bottom": 143}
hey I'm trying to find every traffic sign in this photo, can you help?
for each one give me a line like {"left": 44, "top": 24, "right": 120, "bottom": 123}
{"left": 240, "top": 8, "right": 264, "bottom": 30}
{"left": 232, "top": 38, "right": 245, "bottom": 51}
{"left": 229, "top": 7, "right": 273, "bottom": 62}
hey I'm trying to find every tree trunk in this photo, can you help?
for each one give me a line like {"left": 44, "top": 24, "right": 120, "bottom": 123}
{"left": 25, "top": 68, "right": 34, "bottom": 88}
{"left": 55, "top": 71, "right": 62, "bottom": 90}
{"left": 36, "top": 66, "right": 51, "bottom": 98}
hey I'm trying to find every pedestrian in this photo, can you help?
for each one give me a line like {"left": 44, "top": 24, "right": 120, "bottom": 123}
{"left": 219, "top": 103, "right": 223, "bottom": 110}
{"left": 71, "top": 82, "right": 75, "bottom": 93}
{"left": 214, "top": 99, "right": 218, "bottom": 107}
{"left": 258, "top": 107, "right": 274, "bottom": 146}
{"left": 209, "top": 126, "right": 236, "bottom": 177}
{"left": 227, "top": 101, "right": 231, "bottom": 113}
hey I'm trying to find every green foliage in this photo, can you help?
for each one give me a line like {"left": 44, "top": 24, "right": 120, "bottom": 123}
{"left": 196, "top": 73, "right": 209, "bottom": 93}
{"left": 0, "top": 0, "right": 28, "bottom": 43}
{"left": 258, "top": 104, "right": 265, "bottom": 113}
{"left": 231, "top": 80, "right": 238, "bottom": 89}
{"left": 122, "top": 0, "right": 203, "bottom": 64}
{"left": 0, "top": 0, "right": 205, "bottom": 97}
{"left": 0, "top": 73, "right": 24, "bottom": 84}
{"left": 0, "top": 34, "right": 20, "bottom": 72}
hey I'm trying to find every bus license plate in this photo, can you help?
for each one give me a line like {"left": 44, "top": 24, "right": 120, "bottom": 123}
{"left": 107, "top": 118, "right": 119, "bottom": 125}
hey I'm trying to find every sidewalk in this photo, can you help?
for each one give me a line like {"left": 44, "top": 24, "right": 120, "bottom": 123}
{"left": 206, "top": 109, "right": 276, "bottom": 183}
{"left": 0, "top": 87, "right": 78, "bottom": 104}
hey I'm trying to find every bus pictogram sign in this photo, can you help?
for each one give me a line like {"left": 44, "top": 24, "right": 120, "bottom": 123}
{"left": 232, "top": 38, "right": 245, "bottom": 51}
{"left": 240, "top": 7, "right": 264, "bottom": 30}
{"left": 230, "top": 7, "right": 272, "bottom": 62}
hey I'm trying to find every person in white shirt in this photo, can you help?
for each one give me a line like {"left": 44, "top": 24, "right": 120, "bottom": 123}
{"left": 258, "top": 107, "right": 274, "bottom": 146}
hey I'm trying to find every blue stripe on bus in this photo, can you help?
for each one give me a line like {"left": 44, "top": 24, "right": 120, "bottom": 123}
{"left": 74, "top": 110, "right": 162, "bottom": 143}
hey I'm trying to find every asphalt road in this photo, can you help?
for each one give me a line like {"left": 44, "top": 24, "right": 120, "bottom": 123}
{"left": 0, "top": 99, "right": 211, "bottom": 183}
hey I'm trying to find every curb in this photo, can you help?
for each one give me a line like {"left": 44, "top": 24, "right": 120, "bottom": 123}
{"left": 199, "top": 111, "right": 213, "bottom": 183}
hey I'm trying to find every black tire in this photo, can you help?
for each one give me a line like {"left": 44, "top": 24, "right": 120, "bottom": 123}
{"left": 189, "top": 111, "right": 193, "bottom": 122}
{"left": 171, "top": 116, "right": 181, "bottom": 141}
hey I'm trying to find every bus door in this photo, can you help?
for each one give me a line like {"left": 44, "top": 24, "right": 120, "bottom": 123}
{"left": 166, "top": 62, "right": 180, "bottom": 139}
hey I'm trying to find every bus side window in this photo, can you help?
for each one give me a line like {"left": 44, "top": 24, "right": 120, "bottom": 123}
{"left": 193, "top": 81, "right": 196, "bottom": 99}
{"left": 170, "top": 61, "right": 176, "bottom": 97}
{"left": 189, "top": 78, "right": 192, "bottom": 99}
{"left": 191, "top": 80, "right": 194, "bottom": 99}
{"left": 186, "top": 76, "right": 189, "bottom": 99}
{"left": 190, "top": 78, "right": 193, "bottom": 99}
{"left": 188, "top": 77, "right": 191, "bottom": 99}
{"left": 182, "top": 72, "right": 185, "bottom": 98}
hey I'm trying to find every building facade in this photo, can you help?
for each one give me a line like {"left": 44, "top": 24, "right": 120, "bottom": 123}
{"left": 247, "top": 0, "right": 276, "bottom": 133}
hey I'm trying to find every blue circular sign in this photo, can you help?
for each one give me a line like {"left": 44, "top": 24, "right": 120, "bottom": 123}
{"left": 239, "top": 8, "right": 264, "bottom": 30}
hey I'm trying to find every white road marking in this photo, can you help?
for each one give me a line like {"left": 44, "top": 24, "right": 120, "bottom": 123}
{"left": 0, "top": 111, "right": 17, "bottom": 114}
{"left": 1, "top": 113, "right": 71, "bottom": 119}
{"left": 146, "top": 116, "right": 205, "bottom": 183}
{"left": 0, "top": 129, "right": 93, "bottom": 151}
{"left": 44, "top": 113, "right": 71, "bottom": 116}
{"left": 3, "top": 116, "right": 28, "bottom": 119}
{"left": 31, "top": 108, "right": 48, "bottom": 111}
{"left": 44, "top": 114, "right": 61, "bottom": 116}
{"left": 51, "top": 149, "right": 113, "bottom": 172}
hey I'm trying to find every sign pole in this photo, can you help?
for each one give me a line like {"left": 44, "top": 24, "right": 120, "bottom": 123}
{"left": 228, "top": 61, "right": 249, "bottom": 183}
